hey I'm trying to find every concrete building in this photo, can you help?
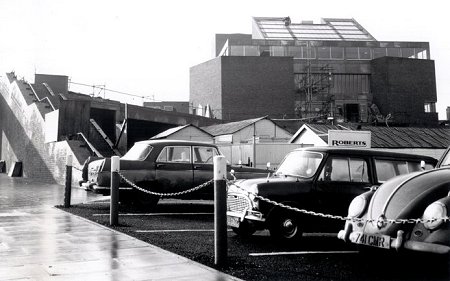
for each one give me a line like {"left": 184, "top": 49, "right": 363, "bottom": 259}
{"left": 143, "top": 101, "right": 190, "bottom": 114}
{"left": 190, "top": 17, "right": 438, "bottom": 126}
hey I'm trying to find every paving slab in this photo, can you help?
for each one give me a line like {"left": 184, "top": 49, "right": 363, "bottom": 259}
{"left": 0, "top": 174, "right": 241, "bottom": 280}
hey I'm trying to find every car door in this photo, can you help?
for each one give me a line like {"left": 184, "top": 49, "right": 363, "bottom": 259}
{"left": 154, "top": 145, "right": 194, "bottom": 194}
{"left": 314, "top": 155, "right": 373, "bottom": 217}
{"left": 192, "top": 145, "right": 220, "bottom": 197}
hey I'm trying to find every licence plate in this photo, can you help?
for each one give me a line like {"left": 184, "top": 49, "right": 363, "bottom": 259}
{"left": 227, "top": 216, "right": 240, "bottom": 228}
{"left": 350, "top": 232, "right": 390, "bottom": 249}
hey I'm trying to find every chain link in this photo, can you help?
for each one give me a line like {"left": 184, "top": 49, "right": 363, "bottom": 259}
{"left": 118, "top": 171, "right": 213, "bottom": 197}
{"left": 229, "top": 180, "right": 450, "bottom": 225}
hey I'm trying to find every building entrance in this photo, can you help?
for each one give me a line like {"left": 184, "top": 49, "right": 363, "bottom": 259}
{"left": 345, "top": 104, "right": 360, "bottom": 122}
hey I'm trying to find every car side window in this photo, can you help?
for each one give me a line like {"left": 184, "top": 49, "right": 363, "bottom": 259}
{"left": 156, "top": 146, "right": 191, "bottom": 163}
{"left": 318, "top": 157, "right": 368, "bottom": 182}
{"left": 375, "top": 159, "right": 433, "bottom": 183}
{"left": 193, "top": 146, "right": 219, "bottom": 164}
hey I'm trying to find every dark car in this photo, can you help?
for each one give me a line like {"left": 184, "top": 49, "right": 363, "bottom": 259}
{"left": 338, "top": 146, "right": 450, "bottom": 255}
{"left": 83, "top": 140, "right": 270, "bottom": 207}
{"left": 226, "top": 147, "right": 437, "bottom": 242}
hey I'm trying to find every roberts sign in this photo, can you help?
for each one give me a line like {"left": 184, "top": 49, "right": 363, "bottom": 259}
{"left": 328, "top": 130, "right": 371, "bottom": 148}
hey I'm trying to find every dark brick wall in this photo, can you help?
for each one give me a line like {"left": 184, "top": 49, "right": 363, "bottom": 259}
{"left": 221, "top": 56, "right": 295, "bottom": 121}
{"left": 371, "top": 57, "right": 438, "bottom": 126}
{"left": 190, "top": 56, "right": 295, "bottom": 121}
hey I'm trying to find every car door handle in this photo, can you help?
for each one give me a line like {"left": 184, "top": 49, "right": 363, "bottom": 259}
{"left": 156, "top": 164, "right": 165, "bottom": 168}
{"left": 193, "top": 165, "right": 202, "bottom": 170}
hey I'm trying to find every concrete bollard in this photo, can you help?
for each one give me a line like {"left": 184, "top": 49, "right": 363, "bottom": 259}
{"left": 110, "top": 156, "right": 120, "bottom": 226}
{"left": 214, "top": 155, "right": 227, "bottom": 267}
{"left": 64, "top": 155, "right": 73, "bottom": 208}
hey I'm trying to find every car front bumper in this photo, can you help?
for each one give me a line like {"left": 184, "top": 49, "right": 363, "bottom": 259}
{"left": 338, "top": 222, "right": 450, "bottom": 255}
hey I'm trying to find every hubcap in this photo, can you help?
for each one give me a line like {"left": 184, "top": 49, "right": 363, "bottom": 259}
{"left": 281, "top": 218, "right": 297, "bottom": 238}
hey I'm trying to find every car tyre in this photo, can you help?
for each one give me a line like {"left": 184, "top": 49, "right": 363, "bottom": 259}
{"left": 232, "top": 220, "right": 256, "bottom": 237}
{"left": 269, "top": 209, "right": 303, "bottom": 242}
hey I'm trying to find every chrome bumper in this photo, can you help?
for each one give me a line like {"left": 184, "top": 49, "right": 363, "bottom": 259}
{"left": 338, "top": 222, "right": 450, "bottom": 254}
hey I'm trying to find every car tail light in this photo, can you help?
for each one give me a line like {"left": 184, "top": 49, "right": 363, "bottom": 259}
{"left": 348, "top": 195, "right": 367, "bottom": 218}
{"left": 423, "top": 202, "right": 447, "bottom": 230}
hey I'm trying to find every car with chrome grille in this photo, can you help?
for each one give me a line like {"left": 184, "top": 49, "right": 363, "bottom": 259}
{"left": 338, "top": 146, "right": 450, "bottom": 255}
{"left": 226, "top": 147, "right": 437, "bottom": 242}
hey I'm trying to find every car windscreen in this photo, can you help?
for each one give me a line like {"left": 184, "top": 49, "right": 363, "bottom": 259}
{"left": 276, "top": 151, "right": 323, "bottom": 178}
{"left": 121, "top": 144, "right": 153, "bottom": 161}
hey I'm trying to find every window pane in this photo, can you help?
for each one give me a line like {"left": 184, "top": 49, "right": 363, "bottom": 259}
{"left": 330, "top": 158, "right": 350, "bottom": 181}
{"left": 193, "top": 146, "right": 219, "bottom": 164}
{"left": 271, "top": 46, "right": 285, "bottom": 56}
{"left": 375, "top": 160, "right": 396, "bottom": 182}
{"left": 373, "top": 48, "right": 386, "bottom": 58}
{"left": 230, "top": 46, "right": 244, "bottom": 56}
{"left": 170, "top": 146, "right": 191, "bottom": 162}
{"left": 287, "top": 46, "right": 302, "bottom": 58}
{"left": 402, "top": 48, "right": 415, "bottom": 58}
{"left": 359, "top": 47, "right": 371, "bottom": 59}
{"left": 245, "top": 46, "right": 259, "bottom": 56}
{"left": 331, "top": 47, "right": 344, "bottom": 59}
{"left": 346, "top": 47, "right": 358, "bottom": 59}
{"left": 349, "top": 159, "right": 369, "bottom": 182}
{"left": 318, "top": 47, "right": 331, "bottom": 59}
{"left": 387, "top": 47, "right": 400, "bottom": 57}
{"left": 303, "top": 47, "right": 316, "bottom": 58}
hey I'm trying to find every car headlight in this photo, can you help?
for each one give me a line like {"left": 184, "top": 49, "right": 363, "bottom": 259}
{"left": 348, "top": 195, "right": 367, "bottom": 218}
{"left": 423, "top": 202, "right": 447, "bottom": 230}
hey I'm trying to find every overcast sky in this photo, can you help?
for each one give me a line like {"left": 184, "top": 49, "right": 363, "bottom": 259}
{"left": 1, "top": 0, "right": 449, "bottom": 119}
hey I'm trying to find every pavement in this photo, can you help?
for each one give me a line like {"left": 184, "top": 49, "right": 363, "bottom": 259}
{"left": 0, "top": 174, "right": 241, "bottom": 281}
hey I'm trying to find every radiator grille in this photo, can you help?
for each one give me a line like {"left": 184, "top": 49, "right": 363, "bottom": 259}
{"left": 227, "top": 194, "right": 251, "bottom": 213}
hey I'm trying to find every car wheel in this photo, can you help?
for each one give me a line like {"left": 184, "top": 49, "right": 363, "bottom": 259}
{"left": 269, "top": 209, "right": 303, "bottom": 242}
{"left": 232, "top": 220, "right": 256, "bottom": 237}
{"left": 135, "top": 192, "right": 160, "bottom": 209}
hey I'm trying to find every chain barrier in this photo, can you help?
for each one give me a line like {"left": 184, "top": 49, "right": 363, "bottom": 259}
{"left": 227, "top": 179, "right": 450, "bottom": 225}
{"left": 118, "top": 171, "right": 213, "bottom": 197}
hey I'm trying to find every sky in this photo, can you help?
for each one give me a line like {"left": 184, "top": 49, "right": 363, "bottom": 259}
{"left": 0, "top": 0, "right": 449, "bottom": 119}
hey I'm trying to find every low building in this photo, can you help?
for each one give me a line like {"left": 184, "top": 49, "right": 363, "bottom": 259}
{"left": 289, "top": 124, "right": 450, "bottom": 159}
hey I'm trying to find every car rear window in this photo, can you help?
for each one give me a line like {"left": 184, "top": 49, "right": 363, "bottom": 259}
{"left": 121, "top": 144, "right": 153, "bottom": 161}
{"left": 374, "top": 159, "right": 433, "bottom": 182}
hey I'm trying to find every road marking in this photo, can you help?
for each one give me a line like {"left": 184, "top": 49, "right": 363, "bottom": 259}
{"left": 249, "top": 251, "right": 359, "bottom": 256}
{"left": 135, "top": 229, "right": 233, "bottom": 233}
{"left": 92, "top": 212, "right": 213, "bottom": 216}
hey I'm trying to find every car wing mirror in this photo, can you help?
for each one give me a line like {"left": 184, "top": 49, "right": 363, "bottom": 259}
{"left": 365, "top": 185, "right": 379, "bottom": 191}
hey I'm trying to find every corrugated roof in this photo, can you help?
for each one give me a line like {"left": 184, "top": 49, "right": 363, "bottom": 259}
{"left": 304, "top": 124, "right": 450, "bottom": 148}
{"left": 201, "top": 116, "right": 267, "bottom": 136}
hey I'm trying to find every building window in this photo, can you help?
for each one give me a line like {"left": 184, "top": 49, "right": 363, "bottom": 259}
{"left": 424, "top": 102, "right": 436, "bottom": 113}
{"left": 270, "top": 46, "right": 285, "bottom": 56}
{"left": 303, "top": 47, "right": 316, "bottom": 59}
{"left": 359, "top": 47, "right": 371, "bottom": 60}
{"left": 230, "top": 46, "right": 244, "bottom": 56}
{"left": 287, "top": 46, "right": 302, "bottom": 58}
{"left": 163, "top": 106, "right": 174, "bottom": 111}
{"left": 318, "top": 47, "right": 331, "bottom": 59}
{"left": 345, "top": 47, "right": 359, "bottom": 59}
{"left": 387, "top": 47, "right": 400, "bottom": 57}
{"left": 245, "top": 46, "right": 259, "bottom": 56}
{"left": 373, "top": 48, "right": 386, "bottom": 58}
{"left": 401, "top": 48, "right": 415, "bottom": 58}
{"left": 330, "top": 47, "right": 344, "bottom": 59}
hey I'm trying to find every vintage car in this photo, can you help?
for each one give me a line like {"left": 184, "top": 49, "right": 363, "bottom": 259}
{"left": 338, "top": 146, "right": 450, "bottom": 255}
{"left": 226, "top": 147, "right": 437, "bottom": 242}
{"left": 82, "top": 140, "right": 270, "bottom": 207}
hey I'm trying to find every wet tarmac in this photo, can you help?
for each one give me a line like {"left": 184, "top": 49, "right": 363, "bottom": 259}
{"left": 0, "top": 174, "right": 241, "bottom": 280}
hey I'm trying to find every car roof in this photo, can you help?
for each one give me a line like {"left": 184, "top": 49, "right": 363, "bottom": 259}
{"left": 134, "top": 139, "right": 217, "bottom": 147}
{"left": 295, "top": 146, "right": 437, "bottom": 162}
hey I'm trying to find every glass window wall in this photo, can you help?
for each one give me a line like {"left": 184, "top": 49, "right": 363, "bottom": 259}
{"left": 331, "top": 47, "right": 344, "bottom": 59}
{"left": 387, "top": 47, "right": 400, "bottom": 57}
{"left": 345, "top": 47, "right": 359, "bottom": 59}
{"left": 318, "top": 47, "right": 331, "bottom": 59}
{"left": 359, "top": 47, "right": 371, "bottom": 59}
{"left": 373, "top": 48, "right": 386, "bottom": 58}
